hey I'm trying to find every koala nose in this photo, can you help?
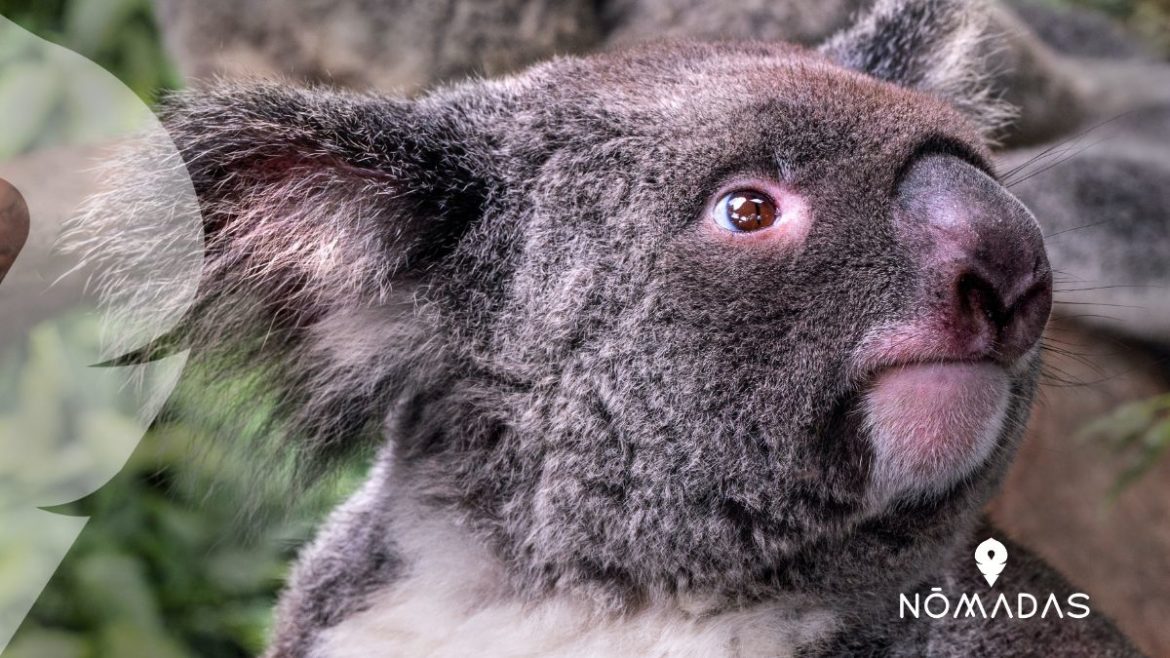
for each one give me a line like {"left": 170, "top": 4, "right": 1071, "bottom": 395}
{"left": 897, "top": 155, "right": 1053, "bottom": 364}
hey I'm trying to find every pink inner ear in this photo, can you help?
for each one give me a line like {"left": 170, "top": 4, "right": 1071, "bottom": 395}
{"left": 235, "top": 149, "right": 398, "bottom": 187}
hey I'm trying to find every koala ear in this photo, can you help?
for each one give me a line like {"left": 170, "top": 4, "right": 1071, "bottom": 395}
{"left": 168, "top": 82, "right": 491, "bottom": 285}
{"left": 82, "top": 82, "right": 497, "bottom": 482}
{"left": 819, "top": 0, "right": 1011, "bottom": 136}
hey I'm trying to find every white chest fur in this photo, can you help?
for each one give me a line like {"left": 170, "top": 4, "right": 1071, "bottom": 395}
{"left": 311, "top": 516, "right": 837, "bottom": 658}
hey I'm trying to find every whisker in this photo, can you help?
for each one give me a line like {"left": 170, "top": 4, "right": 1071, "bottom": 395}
{"left": 1054, "top": 284, "right": 1164, "bottom": 293}
{"left": 999, "top": 111, "right": 1136, "bottom": 186}
{"left": 1053, "top": 301, "right": 1143, "bottom": 309}
{"left": 1047, "top": 312, "right": 1124, "bottom": 323}
{"left": 1044, "top": 219, "right": 1116, "bottom": 240}
{"left": 1005, "top": 135, "right": 1113, "bottom": 188}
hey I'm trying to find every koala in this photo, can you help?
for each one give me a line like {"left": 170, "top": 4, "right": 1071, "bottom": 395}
{"left": 82, "top": 0, "right": 1153, "bottom": 656}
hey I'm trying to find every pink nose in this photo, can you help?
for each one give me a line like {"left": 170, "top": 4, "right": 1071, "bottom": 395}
{"left": 897, "top": 156, "right": 1053, "bottom": 364}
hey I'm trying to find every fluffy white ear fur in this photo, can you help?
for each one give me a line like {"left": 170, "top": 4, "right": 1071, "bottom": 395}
{"left": 819, "top": 0, "right": 1013, "bottom": 137}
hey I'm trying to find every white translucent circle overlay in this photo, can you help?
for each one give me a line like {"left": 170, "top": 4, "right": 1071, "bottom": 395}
{"left": 0, "top": 16, "right": 202, "bottom": 651}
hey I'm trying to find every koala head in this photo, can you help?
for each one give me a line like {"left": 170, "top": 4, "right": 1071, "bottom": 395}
{"left": 98, "top": 0, "right": 1050, "bottom": 608}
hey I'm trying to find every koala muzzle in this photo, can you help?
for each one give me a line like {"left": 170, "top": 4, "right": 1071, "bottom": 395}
{"left": 896, "top": 155, "right": 1053, "bottom": 365}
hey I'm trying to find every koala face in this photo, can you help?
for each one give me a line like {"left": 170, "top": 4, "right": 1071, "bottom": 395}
{"left": 412, "top": 41, "right": 1051, "bottom": 603}
{"left": 96, "top": 0, "right": 1050, "bottom": 612}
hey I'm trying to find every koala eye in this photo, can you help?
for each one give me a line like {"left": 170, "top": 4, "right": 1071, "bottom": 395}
{"left": 713, "top": 190, "right": 779, "bottom": 232}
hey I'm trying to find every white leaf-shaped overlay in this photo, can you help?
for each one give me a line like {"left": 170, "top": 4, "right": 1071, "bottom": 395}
{"left": 0, "top": 15, "right": 202, "bottom": 652}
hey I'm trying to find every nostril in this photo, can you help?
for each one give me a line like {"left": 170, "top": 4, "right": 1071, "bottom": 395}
{"left": 1002, "top": 274, "right": 1054, "bottom": 357}
{"left": 951, "top": 265, "right": 1053, "bottom": 362}
{"left": 955, "top": 270, "right": 1007, "bottom": 332}
{"left": 1017, "top": 277, "right": 1053, "bottom": 314}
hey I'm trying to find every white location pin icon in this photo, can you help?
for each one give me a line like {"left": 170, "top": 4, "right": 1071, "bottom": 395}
{"left": 975, "top": 537, "right": 1008, "bottom": 587}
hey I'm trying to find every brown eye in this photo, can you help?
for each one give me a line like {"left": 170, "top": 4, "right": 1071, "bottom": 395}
{"left": 714, "top": 190, "right": 778, "bottom": 232}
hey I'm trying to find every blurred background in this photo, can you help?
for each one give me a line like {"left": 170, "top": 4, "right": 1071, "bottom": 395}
{"left": 0, "top": 1, "right": 1167, "bottom": 657}
{"left": 0, "top": 6, "right": 355, "bottom": 658}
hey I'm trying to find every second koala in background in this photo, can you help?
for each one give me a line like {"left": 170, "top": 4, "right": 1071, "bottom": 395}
{"left": 154, "top": 0, "right": 1170, "bottom": 146}
{"left": 153, "top": 0, "right": 603, "bottom": 92}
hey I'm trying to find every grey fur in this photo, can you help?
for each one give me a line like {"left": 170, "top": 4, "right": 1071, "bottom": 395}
{"left": 1000, "top": 105, "right": 1170, "bottom": 344}
{"left": 818, "top": 0, "right": 1013, "bottom": 136}
{"left": 80, "top": 0, "right": 1154, "bottom": 656}
{"left": 1007, "top": 0, "right": 1151, "bottom": 60}
{"left": 154, "top": 0, "right": 600, "bottom": 92}
{"left": 599, "top": 0, "right": 869, "bottom": 46}
{"left": 151, "top": 0, "right": 1140, "bottom": 147}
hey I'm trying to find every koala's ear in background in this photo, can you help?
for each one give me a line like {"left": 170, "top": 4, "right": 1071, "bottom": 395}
{"left": 84, "top": 82, "right": 497, "bottom": 485}
{"left": 819, "top": 0, "right": 1012, "bottom": 136}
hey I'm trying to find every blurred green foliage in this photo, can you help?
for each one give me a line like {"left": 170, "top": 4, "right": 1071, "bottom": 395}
{"left": 1080, "top": 394, "right": 1170, "bottom": 498}
{"left": 0, "top": 0, "right": 179, "bottom": 102}
{"left": 0, "top": 0, "right": 177, "bottom": 157}
{"left": 0, "top": 3, "right": 354, "bottom": 657}
{"left": 0, "top": 314, "right": 362, "bottom": 658}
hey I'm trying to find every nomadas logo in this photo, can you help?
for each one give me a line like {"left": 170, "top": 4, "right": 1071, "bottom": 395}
{"left": 899, "top": 538, "right": 1092, "bottom": 620}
